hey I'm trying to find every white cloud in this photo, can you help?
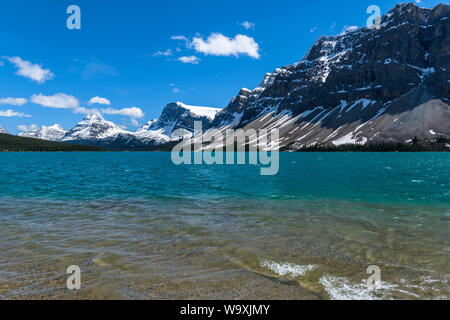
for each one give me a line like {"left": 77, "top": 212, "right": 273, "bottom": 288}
{"left": 310, "top": 26, "right": 317, "bottom": 33}
{"left": 5, "top": 56, "right": 54, "bottom": 84}
{"left": 178, "top": 56, "right": 201, "bottom": 64}
{"left": 130, "top": 118, "right": 140, "bottom": 127}
{"left": 191, "top": 33, "right": 260, "bottom": 59}
{"left": 0, "top": 109, "right": 31, "bottom": 117}
{"left": 172, "top": 88, "right": 180, "bottom": 93}
{"left": 171, "top": 35, "right": 188, "bottom": 41}
{"left": 30, "top": 93, "right": 80, "bottom": 109}
{"left": 239, "top": 21, "right": 255, "bottom": 30}
{"left": 0, "top": 97, "right": 28, "bottom": 106}
{"left": 18, "top": 124, "right": 38, "bottom": 131}
{"left": 88, "top": 96, "right": 111, "bottom": 105}
{"left": 29, "top": 93, "right": 143, "bottom": 119}
{"left": 153, "top": 49, "right": 172, "bottom": 57}
{"left": 101, "top": 107, "right": 144, "bottom": 119}
{"left": 73, "top": 107, "right": 99, "bottom": 115}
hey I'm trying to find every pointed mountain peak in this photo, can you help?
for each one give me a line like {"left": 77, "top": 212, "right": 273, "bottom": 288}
{"left": 83, "top": 113, "right": 105, "bottom": 122}
{"left": 63, "top": 113, "right": 129, "bottom": 142}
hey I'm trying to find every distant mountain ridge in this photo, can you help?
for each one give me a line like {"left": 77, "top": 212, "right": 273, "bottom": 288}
{"left": 19, "top": 124, "right": 66, "bottom": 141}
{"left": 13, "top": 3, "right": 450, "bottom": 150}
{"left": 17, "top": 102, "right": 222, "bottom": 149}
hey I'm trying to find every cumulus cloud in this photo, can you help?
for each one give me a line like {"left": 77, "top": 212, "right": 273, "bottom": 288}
{"left": 191, "top": 33, "right": 260, "bottom": 59}
{"left": 0, "top": 109, "right": 31, "bottom": 117}
{"left": 29, "top": 93, "right": 144, "bottom": 119}
{"left": 178, "top": 56, "right": 201, "bottom": 64}
{"left": 101, "top": 107, "right": 144, "bottom": 119}
{"left": 0, "top": 97, "right": 28, "bottom": 106}
{"left": 5, "top": 56, "right": 54, "bottom": 84}
{"left": 88, "top": 96, "right": 111, "bottom": 106}
{"left": 17, "top": 124, "right": 38, "bottom": 131}
{"left": 30, "top": 93, "right": 80, "bottom": 109}
{"left": 239, "top": 21, "right": 255, "bottom": 30}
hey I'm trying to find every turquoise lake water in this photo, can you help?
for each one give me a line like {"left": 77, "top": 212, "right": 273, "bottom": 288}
{"left": 0, "top": 152, "right": 448, "bottom": 299}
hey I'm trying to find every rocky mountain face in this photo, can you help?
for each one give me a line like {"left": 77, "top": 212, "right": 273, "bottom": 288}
{"left": 138, "top": 102, "right": 221, "bottom": 138}
{"left": 0, "top": 126, "right": 7, "bottom": 134}
{"left": 19, "top": 124, "right": 67, "bottom": 141}
{"left": 210, "top": 3, "right": 450, "bottom": 149}
{"left": 132, "top": 102, "right": 221, "bottom": 148}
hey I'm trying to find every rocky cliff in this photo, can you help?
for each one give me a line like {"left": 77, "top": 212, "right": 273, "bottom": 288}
{"left": 210, "top": 3, "right": 449, "bottom": 150}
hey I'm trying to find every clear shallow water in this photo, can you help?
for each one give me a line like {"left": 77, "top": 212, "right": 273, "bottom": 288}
{"left": 0, "top": 152, "right": 448, "bottom": 299}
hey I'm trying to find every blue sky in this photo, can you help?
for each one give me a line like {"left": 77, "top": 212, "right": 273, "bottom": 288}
{"left": 0, "top": 0, "right": 444, "bottom": 133}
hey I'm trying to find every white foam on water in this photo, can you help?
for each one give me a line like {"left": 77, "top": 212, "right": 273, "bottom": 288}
{"left": 260, "top": 259, "right": 316, "bottom": 277}
{"left": 319, "top": 274, "right": 421, "bottom": 300}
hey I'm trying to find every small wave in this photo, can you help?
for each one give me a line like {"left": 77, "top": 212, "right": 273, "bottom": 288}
{"left": 260, "top": 259, "right": 316, "bottom": 277}
{"left": 320, "top": 275, "right": 390, "bottom": 300}
{"left": 319, "top": 274, "right": 420, "bottom": 300}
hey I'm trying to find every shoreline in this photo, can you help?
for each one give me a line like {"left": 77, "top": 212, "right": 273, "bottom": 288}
{"left": 2, "top": 133, "right": 450, "bottom": 152}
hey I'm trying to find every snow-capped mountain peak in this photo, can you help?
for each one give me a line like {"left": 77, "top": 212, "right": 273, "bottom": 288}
{"left": 19, "top": 124, "right": 67, "bottom": 141}
{"left": 137, "top": 102, "right": 221, "bottom": 140}
{"left": 62, "top": 113, "right": 129, "bottom": 141}
{"left": 83, "top": 113, "right": 105, "bottom": 123}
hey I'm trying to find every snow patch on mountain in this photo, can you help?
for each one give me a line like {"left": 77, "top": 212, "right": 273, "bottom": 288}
{"left": 19, "top": 124, "right": 67, "bottom": 141}
{"left": 175, "top": 102, "right": 221, "bottom": 120}
{"left": 137, "top": 102, "right": 221, "bottom": 140}
{"left": 62, "top": 114, "right": 130, "bottom": 141}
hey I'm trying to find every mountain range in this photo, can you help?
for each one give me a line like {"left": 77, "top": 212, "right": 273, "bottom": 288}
{"left": 7, "top": 3, "right": 450, "bottom": 150}
{"left": 17, "top": 102, "right": 222, "bottom": 149}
